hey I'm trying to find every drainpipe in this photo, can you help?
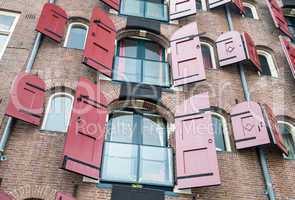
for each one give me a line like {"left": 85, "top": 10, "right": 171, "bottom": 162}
{"left": 0, "top": 0, "right": 56, "bottom": 161}
{"left": 224, "top": 5, "right": 276, "bottom": 200}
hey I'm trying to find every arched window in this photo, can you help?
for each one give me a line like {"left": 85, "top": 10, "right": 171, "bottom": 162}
{"left": 257, "top": 50, "right": 278, "bottom": 78}
{"left": 278, "top": 121, "right": 295, "bottom": 159}
{"left": 41, "top": 93, "right": 74, "bottom": 133}
{"left": 64, "top": 22, "right": 88, "bottom": 50}
{"left": 196, "top": 0, "right": 207, "bottom": 11}
{"left": 243, "top": 3, "right": 259, "bottom": 19}
{"left": 201, "top": 42, "right": 217, "bottom": 69}
{"left": 212, "top": 112, "right": 231, "bottom": 152}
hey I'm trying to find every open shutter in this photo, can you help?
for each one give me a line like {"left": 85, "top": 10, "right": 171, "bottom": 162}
{"left": 101, "top": 0, "right": 120, "bottom": 11}
{"left": 62, "top": 77, "right": 108, "bottom": 179}
{"left": 56, "top": 192, "right": 76, "bottom": 200}
{"left": 170, "top": 23, "right": 205, "bottom": 86}
{"left": 0, "top": 192, "right": 13, "bottom": 200}
{"left": 230, "top": 101, "right": 271, "bottom": 149}
{"left": 175, "top": 93, "right": 220, "bottom": 189}
{"left": 83, "top": 6, "right": 116, "bottom": 78}
{"left": 208, "top": 0, "right": 245, "bottom": 13}
{"left": 265, "top": 0, "right": 292, "bottom": 38}
{"left": 36, "top": 3, "right": 68, "bottom": 43}
{"left": 5, "top": 72, "right": 46, "bottom": 126}
{"left": 280, "top": 37, "right": 295, "bottom": 79}
{"left": 216, "top": 31, "right": 247, "bottom": 67}
{"left": 262, "top": 104, "right": 289, "bottom": 155}
{"left": 169, "top": 0, "right": 197, "bottom": 20}
{"left": 242, "top": 32, "right": 261, "bottom": 71}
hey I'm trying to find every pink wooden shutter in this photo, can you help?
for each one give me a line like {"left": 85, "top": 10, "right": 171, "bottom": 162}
{"left": 83, "top": 6, "right": 116, "bottom": 78}
{"left": 265, "top": 0, "right": 292, "bottom": 38}
{"left": 169, "top": 0, "right": 197, "bottom": 20}
{"left": 56, "top": 192, "right": 76, "bottom": 200}
{"left": 62, "top": 77, "right": 108, "bottom": 179}
{"left": 262, "top": 104, "right": 289, "bottom": 155}
{"left": 230, "top": 101, "right": 271, "bottom": 149}
{"left": 216, "top": 31, "right": 247, "bottom": 67}
{"left": 5, "top": 72, "right": 46, "bottom": 126}
{"left": 0, "top": 192, "right": 13, "bottom": 200}
{"left": 170, "top": 22, "right": 205, "bottom": 86}
{"left": 280, "top": 37, "right": 295, "bottom": 79}
{"left": 36, "top": 3, "right": 68, "bottom": 43}
{"left": 242, "top": 32, "right": 261, "bottom": 72}
{"left": 101, "top": 0, "right": 120, "bottom": 11}
{"left": 175, "top": 93, "right": 220, "bottom": 189}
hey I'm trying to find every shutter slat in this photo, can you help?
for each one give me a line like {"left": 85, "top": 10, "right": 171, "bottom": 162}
{"left": 280, "top": 37, "right": 295, "bottom": 79}
{"left": 242, "top": 32, "right": 261, "bottom": 71}
{"left": 169, "top": 0, "right": 197, "bottom": 20}
{"left": 101, "top": 0, "right": 120, "bottom": 11}
{"left": 56, "top": 192, "right": 76, "bottom": 200}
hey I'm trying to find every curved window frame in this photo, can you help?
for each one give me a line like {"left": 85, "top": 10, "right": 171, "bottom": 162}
{"left": 212, "top": 112, "right": 231, "bottom": 152}
{"left": 41, "top": 92, "right": 74, "bottom": 133}
{"left": 242, "top": 2, "right": 259, "bottom": 20}
{"left": 257, "top": 50, "right": 278, "bottom": 78}
{"left": 64, "top": 22, "right": 89, "bottom": 50}
{"left": 201, "top": 41, "right": 217, "bottom": 69}
{"left": 278, "top": 121, "right": 295, "bottom": 159}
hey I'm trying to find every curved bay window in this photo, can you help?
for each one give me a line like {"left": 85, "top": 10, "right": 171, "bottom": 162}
{"left": 101, "top": 110, "right": 174, "bottom": 187}
{"left": 113, "top": 38, "right": 170, "bottom": 87}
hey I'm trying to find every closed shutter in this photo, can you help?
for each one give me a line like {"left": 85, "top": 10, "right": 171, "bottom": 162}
{"left": 265, "top": 0, "right": 292, "bottom": 38}
{"left": 6, "top": 72, "right": 46, "bottom": 126}
{"left": 170, "top": 22, "right": 205, "bottom": 86}
{"left": 36, "top": 3, "right": 68, "bottom": 43}
{"left": 56, "top": 192, "right": 76, "bottom": 200}
{"left": 280, "top": 37, "right": 295, "bottom": 79}
{"left": 209, "top": 0, "right": 245, "bottom": 13}
{"left": 62, "top": 77, "right": 108, "bottom": 179}
{"left": 175, "top": 93, "right": 220, "bottom": 189}
{"left": 230, "top": 101, "right": 270, "bottom": 149}
{"left": 169, "top": 0, "right": 197, "bottom": 20}
{"left": 242, "top": 32, "right": 261, "bottom": 72}
{"left": 83, "top": 6, "right": 116, "bottom": 78}
{"left": 101, "top": 0, "right": 120, "bottom": 11}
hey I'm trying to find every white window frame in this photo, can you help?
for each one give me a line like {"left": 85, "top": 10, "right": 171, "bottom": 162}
{"left": 64, "top": 22, "right": 89, "bottom": 49}
{"left": 212, "top": 112, "right": 232, "bottom": 152}
{"left": 242, "top": 2, "right": 259, "bottom": 20}
{"left": 201, "top": 41, "right": 217, "bottom": 69}
{"left": 257, "top": 50, "right": 279, "bottom": 78}
{"left": 278, "top": 121, "right": 295, "bottom": 159}
{"left": 0, "top": 11, "right": 19, "bottom": 59}
{"left": 41, "top": 92, "right": 74, "bottom": 133}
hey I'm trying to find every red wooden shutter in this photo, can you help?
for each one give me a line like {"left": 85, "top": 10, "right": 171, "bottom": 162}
{"left": 242, "top": 32, "right": 261, "bottom": 72}
{"left": 56, "top": 192, "right": 76, "bottom": 200}
{"left": 175, "top": 93, "right": 220, "bottom": 189}
{"left": 261, "top": 104, "right": 289, "bottom": 155}
{"left": 83, "top": 6, "right": 116, "bottom": 78}
{"left": 101, "top": 0, "right": 120, "bottom": 11}
{"left": 36, "top": 3, "right": 68, "bottom": 43}
{"left": 62, "top": 77, "right": 108, "bottom": 179}
{"left": 265, "top": 0, "right": 292, "bottom": 38}
{"left": 169, "top": 0, "right": 197, "bottom": 20}
{"left": 230, "top": 101, "right": 271, "bottom": 149}
{"left": 208, "top": 0, "right": 245, "bottom": 13}
{"left": 233, "top": 0, "right": 245, "bottom": 14}
{"left": 0, "top": 192, "right": 13, "bottom": 200}
{"left": 280, "top": 37, "right": 295, "bottom": 79}
{"left": 5, "top": 72, "right": 46, "bottom": 126}
{"left": 170, "top": 22, "right": 205, "bottom": 86}
{"left": 216, "top": 31, "right": 247, "bottom": 67}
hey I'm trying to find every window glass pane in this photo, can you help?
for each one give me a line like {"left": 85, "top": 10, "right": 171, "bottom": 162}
{"left": 43, "top": 95, "right": 73, "bottom": 132}
{"left": 121, "top": 0, "right": 144, "bottom": 18}
{"left": 244, "top": 7, "right": 254, "bottom": 18}
{"left": 142, "top": 61, "right": 169, "bottom": 86}
{"left": 121, "top": 39, "right": 139, "bottom": 58}
{"left": 144, "top": 41, "right": 162, "bottom": 61}
{"left": 113, "top": 56, "right": 142, "bottom": 83}
{"left": 279, "top": 123, "right": 295, "bottom": 159}
{"left": 0, "top": 34, "right": 8, "bottom": 52}
{"left": 66, "top": 25, "right": 87, "bottom": 50}
{"left": 259, "top": 55, "right": 272, "bottom": 76}
{"left": 0, "top": 15, "right": 15, "bottom": 32}
{"left": 212, "top": 115, "right": 226, "bottom": 151}
{"left": 196, "top": 0, "right": 202, "bottom": 10}
{"left": 102, "top": 142, "right": 138, "bottom": 182}
{"left": 201, "top": 44, "right": 213, "bottom": 69}
{"left": 145, "top": 0, "right": 168, "bottom": 21}
{"left": 139, "top": 146, "right": 173, "bottom": 186}
{"left": 142, "top": 114, "right": 166, "bottom": 146}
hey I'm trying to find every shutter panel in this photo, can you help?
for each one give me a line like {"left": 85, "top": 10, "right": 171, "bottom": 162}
{"left": 216, "top": 31, "right": 247, "bottom": 67}
{"left": 36, "top": 3, "right": 68, "bottom": 43}
{"left": 5, "top": 72, "right": 46, "bottom": 126}
{"left": 208, "top": 0, "right": 245, "bottom": 13}
{"left": 101, "top": 0, "right": 120, "bottom": 11}
{"left": 83, "top": 6, "right": 116, "bottom": 78}
{"left": 169, "top": 0, "right": 197, "bottom": 20}
{"left": 262, "top": 104, "right": 289, "bottom": 155}
{"left": 56, "top": 192, "right": 76, "bottom": 200}
{"left": 0, "top": 192, "right": 13, "bottom": 200}
{"left": 62, "top": 77, "right": 108, "bottom": 179}
{"left": 280, "top": 37, "right": 295, "bottom": 79}
{"left": 233, "top": 0, "right": 245, "bottom": 14}
{"left": 175, "top": 93, "right": 220, "bottom": 189}
{"left": 170, "top": 23, "right": 205, "bottom": 86}
{"left": 242, "top": 32, "right": 261, "bottom": 72}
{"left": 230, "top": 101, "right": 271, "bottom": 149}
{"left": 265, "top": 0, "right": 292, "bottom": 38}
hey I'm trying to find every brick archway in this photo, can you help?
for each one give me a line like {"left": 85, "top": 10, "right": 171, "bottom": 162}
{"left": 10, "top": 185, "right": 56, "bottom": 200}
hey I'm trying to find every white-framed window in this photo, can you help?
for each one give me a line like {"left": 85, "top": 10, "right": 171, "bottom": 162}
{"left": 196, "top": 0, "right": 207, "bottom": 11}
{"left": 201, "top": 41, "right": 217, "bottom": 69}
{"left": 242, "top": 2, "right": 259, "bottom": 20}
{"left": 257, "top": 50, "right": 278, "bottom": 78}
{"left": 0, "top": 11, "right": 19, "bottom": 59}
{"left": 212, "top": 112, "right": 231, "bottom": 152}
{"left": 64, "top": 22, "right": 88, "bottom": 50}
{"left": 278, "top": 121, "right": 295, "bottom": 159}
{"left": 41, "top": 92, "right": 74, "bottom": 133}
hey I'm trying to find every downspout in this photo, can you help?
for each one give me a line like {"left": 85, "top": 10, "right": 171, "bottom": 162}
{"left": 224, "top": 5, "right": 276, "bottom": 200}
{"left": 0, "top": 0, "right": 56, "bottom": 161}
